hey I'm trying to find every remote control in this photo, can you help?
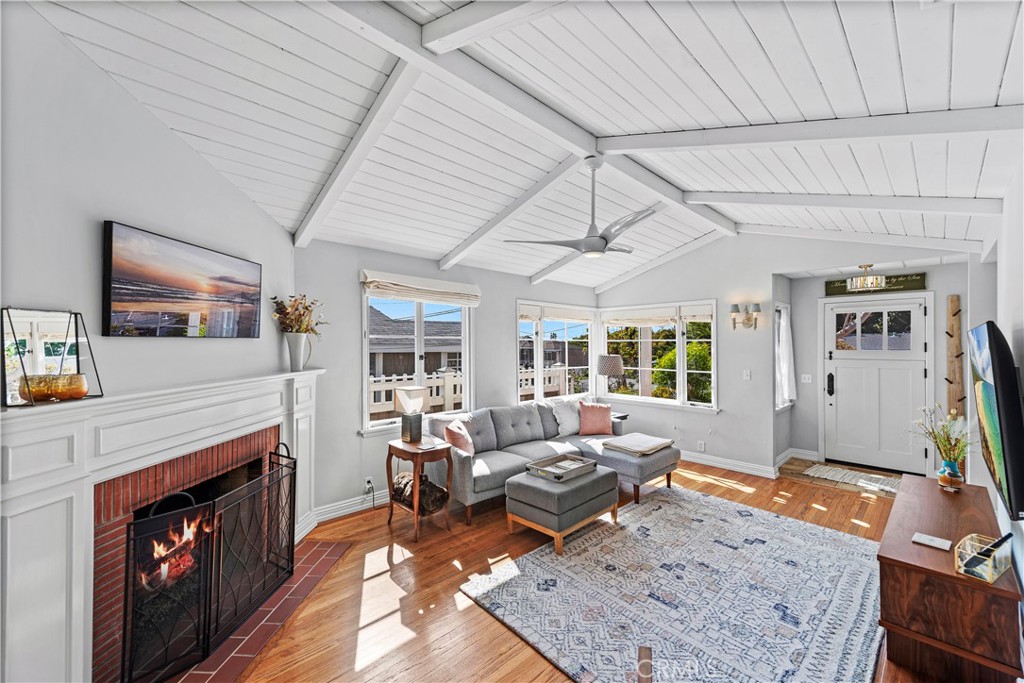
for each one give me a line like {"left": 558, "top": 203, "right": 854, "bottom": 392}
{"left": 912, "top": 532, "right": 952, "bottom": 551}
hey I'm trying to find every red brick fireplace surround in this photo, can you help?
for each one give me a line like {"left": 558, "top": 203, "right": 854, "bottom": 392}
{"left": 92, "top": 426, "right": 280, "bottom": 683}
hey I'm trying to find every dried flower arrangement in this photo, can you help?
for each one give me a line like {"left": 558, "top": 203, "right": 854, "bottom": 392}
{"left": 913, "top": 403, "right": 970, "bottom": 464}
{"left": 270, "top": 294, "right": 328, "bottom": 337}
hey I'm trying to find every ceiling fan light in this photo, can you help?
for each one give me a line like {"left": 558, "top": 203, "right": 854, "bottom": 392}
{"left": 582, "top": 250, "right": 604, "bottom": 259}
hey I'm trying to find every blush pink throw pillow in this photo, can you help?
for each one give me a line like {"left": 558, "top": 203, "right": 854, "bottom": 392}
{"left": 578, "top": 402, "right": 613, "bottom": 436}
{"left": 444, "top": 420, "right": 475, "bottom": 456}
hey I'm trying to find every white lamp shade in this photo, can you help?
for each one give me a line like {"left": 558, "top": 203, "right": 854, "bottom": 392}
{"left": 394, "top": 386, "right": 429, "bottom": 414}
{"left": 750, "top": 303, "right": 761, "bottom": 313}
{"left": 729, "top": 304, "right": 741, "bottom": 314}
{"left": 597, "top": 354, "right": 625, "bottom": 377}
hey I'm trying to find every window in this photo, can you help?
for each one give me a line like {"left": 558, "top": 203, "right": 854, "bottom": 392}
{"left": 600, "top": 301, "right": 716, "bottom": 408}
{"left": 518, "top": 303, "right": 594, "bottom": 401}
{"left": 365, "top": 296, "right": 469, "bottom": 427}
{"left": 774, "top": 304, "right": 796, "bottom": 410}
{"left": 833, "top": 308, "right": 915, "bottom": 352}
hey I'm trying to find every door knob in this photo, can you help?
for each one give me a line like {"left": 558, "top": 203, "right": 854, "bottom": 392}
{"left": 827, "top": 373, "right": 835, "bottom": 396}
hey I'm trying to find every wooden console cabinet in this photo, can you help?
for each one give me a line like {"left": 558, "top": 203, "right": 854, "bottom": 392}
{"left": 878, "top": 475, "right": 1023, "bottom": 682}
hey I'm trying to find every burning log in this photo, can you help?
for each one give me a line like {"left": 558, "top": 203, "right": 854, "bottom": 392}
{"left": 138, "top": 513, "right": 208, "bottom": 591}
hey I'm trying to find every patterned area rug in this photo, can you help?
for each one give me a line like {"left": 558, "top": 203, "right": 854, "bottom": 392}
{"left": 462, "top": 487, "right": 881, "bottom": 683}
{"left": 802, "top": 464, "right": 901, "bottom": 495}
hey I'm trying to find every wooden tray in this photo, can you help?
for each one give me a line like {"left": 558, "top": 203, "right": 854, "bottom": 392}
{"left": 527, "top": 454, "right": 596, "bottom": 482}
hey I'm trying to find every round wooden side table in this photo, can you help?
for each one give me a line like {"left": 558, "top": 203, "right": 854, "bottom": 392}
{"left": 386, "top": 438, "right": 452, "bottom": 542}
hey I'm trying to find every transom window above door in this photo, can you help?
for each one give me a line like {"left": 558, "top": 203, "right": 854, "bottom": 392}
{"left": 827, "top": 300, "right": 926, "bottom": 360}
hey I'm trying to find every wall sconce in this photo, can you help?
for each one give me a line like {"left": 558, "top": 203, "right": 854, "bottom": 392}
{"left": 729, "top": 303, "right": 761, "bottom": 330}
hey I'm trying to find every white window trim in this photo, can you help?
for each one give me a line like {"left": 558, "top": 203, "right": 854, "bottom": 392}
{"left": 362, "top": 292, "right": 473, "bottom": 432}
{"left": 597, "top": 298, "right": 718, "bottom": 410}
{"left": 774, "top": 302, "right": 796, "bottom": 412}
{"left": 516, "top": 298, "right": 597, "bottom": 403}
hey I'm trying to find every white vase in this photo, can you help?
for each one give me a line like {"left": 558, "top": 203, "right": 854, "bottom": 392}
{"left": 284, "top": 332, "right": 312, "bottom": 372}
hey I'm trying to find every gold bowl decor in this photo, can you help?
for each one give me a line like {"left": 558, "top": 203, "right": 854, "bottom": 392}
{"left": 18, "top": 374, "right": 89, "bottom": 402}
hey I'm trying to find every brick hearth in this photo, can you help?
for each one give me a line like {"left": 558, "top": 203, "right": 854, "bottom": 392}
{"left": 92, "top": 426, "right": 280, "bottom": 683}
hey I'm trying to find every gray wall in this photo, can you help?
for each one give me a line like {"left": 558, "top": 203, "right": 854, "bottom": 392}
{"left": 1, "top": 4, "right": 296, "bottom": 393}
{"left": 788, "top": 262, "right": 974, "bottom": 457}
{"left": 596, "top": 232, "right": 962, "bottom": 472}
{"left": 295, "top": 241, "right": 597, "bottom": 507}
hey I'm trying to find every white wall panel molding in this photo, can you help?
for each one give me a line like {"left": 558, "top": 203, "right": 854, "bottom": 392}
{"left": 682, "top": 191, "right": 1003, "bottom": 216}
{"left": 597, "top": 105, "right": 1024, "bottom": 154}
{"left": 0, "top": 370, "right": 324, "bottom": 681}
{"left": 736, "top": 223, "right": 983, "bottom": 254}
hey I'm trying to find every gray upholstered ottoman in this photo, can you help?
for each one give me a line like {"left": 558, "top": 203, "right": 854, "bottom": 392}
{"left": 505, "top": 465, "right": 618, "bottom": 555}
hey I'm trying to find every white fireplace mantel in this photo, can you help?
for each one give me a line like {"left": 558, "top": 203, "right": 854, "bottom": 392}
{"left": 0, "top": 369, "right": 323, "bottom": 683}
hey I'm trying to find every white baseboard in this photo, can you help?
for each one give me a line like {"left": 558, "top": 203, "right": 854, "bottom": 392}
{"left": 681, "top": 450, "right": 778, "bottom": 480}
{"left": 775, "top": 448, "right": 819, "bottom": 471}
{"left": 313, "top": 489, "right": 391, "bottom": 525}
{"left": 295, "top": 512, "right": 317, "bottom": 542}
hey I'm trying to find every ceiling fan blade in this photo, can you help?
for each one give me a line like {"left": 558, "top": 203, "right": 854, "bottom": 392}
{"left": 605, "top": 245, "right": 634, "bottom": 254}
{"left": 504, "top": 238, "right": 587, "bottom": 252}
{"left": 600, "top": 207, "right": 657, "bottom": 243}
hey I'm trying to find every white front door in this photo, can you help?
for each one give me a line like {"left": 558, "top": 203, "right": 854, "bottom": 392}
{"left": 823, "top": 299, "right": 929, "bottom": 474}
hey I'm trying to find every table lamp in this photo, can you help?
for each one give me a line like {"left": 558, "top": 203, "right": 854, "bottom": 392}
{"left": 394, "top": 386, "right": 430, "bottom": 443}
{"left": 597, "top": 354, "right": 624, "bottom": 392}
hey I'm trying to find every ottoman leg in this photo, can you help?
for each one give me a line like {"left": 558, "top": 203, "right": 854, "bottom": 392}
{"left": 611, "top": 502, "right": 618, "bottom": 524}
{"left": 507, "top": 513, "right": 514, "bottom": 534}
{"left": 554, "top": 534, "right": 564, "bottom": 555}
{"left": 666, "top": 472, "right": 672, "bottom": 488}
{"left": 633, "top": 484, "right": 640, "bottom": 505}
{"left": 465, "top": 504, "right": 473, "bottom": 526}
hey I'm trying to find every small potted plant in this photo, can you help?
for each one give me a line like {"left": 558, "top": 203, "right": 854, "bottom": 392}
{"left": 271, "top": 294, "right": 327, "bottom": 371}
{"left": 914, "top": 404, "right": 969, "bottom": 490}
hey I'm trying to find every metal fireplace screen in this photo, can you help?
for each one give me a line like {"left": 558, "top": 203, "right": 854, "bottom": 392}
{"left": 122, "top": 446, "right": 296, "bottom": 683}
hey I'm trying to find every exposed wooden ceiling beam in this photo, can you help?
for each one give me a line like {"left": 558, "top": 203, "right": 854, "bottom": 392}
{"left": 593, "top": 233, "right": 726, "bottom": 295}
{"left": 736, "top": 224, "right": 983, "bottom": 254}
{"left": 982, "top": 232, "right": 998, "bottom": 263}
{"left": 440, "top": 155, "right": 582, "bottom": 270}
{"left": 597, "top": 105, "right": 1024, "bottom": 155}
{"left": 682, "top": 191, "right": 1003, "bottom": 216}
{"left": 293, "top": 60, "right": 420, "bottom": 248}
{"left": 529, "top": 204, "right": 664, "bottom": 284}
{"left": 314, "top": 1, "right": 736, "bottom": 239}
{"left": 422, "top": 1, "right": 565, "bottom": 54}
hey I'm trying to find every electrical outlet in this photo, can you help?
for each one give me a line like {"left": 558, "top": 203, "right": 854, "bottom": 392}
{"left": 742, "top": 370, "right": 751, "bottom": 381}
{"left": 364, "top": 477, "right": 373, "bottom": 494}
{"left": 697, "top": 440, "right": 706, "bottom": 452}
{"left": 801, "top": 374, "right": 812, "bottom": 384}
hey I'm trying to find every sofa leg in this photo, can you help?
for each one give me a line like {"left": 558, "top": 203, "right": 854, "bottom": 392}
{"left": 633, "top": 484, "right": 640, "bottom": 505}
{"left": 465, "top": 504, "right": 473, "bottom": 526}
{"left": 666, "top": 472, "right": 672, "bottom": 488}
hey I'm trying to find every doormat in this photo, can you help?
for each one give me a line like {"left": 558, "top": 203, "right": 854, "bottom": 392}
{"left": 169, "top": 540, "right": 351, "bottom": 683}
{"left": 779, "top": 459, "right": 901, "bottom": 498}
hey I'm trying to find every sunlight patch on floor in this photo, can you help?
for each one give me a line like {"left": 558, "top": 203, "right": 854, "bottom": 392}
{"left": 452, "top": 559, "right": 462, "bottom": 571}
{"left": 851, "top": 519, "right": 870, "bottom": 528}
{"left": 811, "top": 503, "right": 828, "bottom": 511}
{"left": 454, "top": 591, "right": 474, "bottom": 611}
{"left": 677, "top": 468, "right": 756, "bottom": 494}
{"left": 354, "top": 611, "right": 416, "bottom": 672}
{"left": 772, "top": 497, "right": 787, "bottom": 505}
{"left": 488, "top": 553, "right": 510, "bottom": 566}
{"left": 363, "top": 544, "right": 413, "bottom": 580}
{"left": 358, "top": 572, "right": 408, "bottom": 628}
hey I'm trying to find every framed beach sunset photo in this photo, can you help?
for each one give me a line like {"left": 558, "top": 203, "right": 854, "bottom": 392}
{"left": 102, "top": 221, "right": 262, "bottom": 338}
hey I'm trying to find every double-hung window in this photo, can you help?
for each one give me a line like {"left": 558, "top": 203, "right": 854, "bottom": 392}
{"left": 518, "top": 303, "right": 594, "bottom": 401}
{"left": 600, "top": 301, "right": 717, "bottom": 408}
{"left": 362, "top": 271, "right": 477, "bottom": 430}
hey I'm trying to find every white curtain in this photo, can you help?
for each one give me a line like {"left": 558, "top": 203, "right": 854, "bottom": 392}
{"left": 775, "top": 306, "right": 797, "bottom": 408}
{"left": 361, "top": 270, "right": 481, "bottom": 307}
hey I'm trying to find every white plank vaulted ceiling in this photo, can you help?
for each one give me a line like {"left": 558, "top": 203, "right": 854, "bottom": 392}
{"left": 35, "top": 0, "right": 1024, "bottom": 290}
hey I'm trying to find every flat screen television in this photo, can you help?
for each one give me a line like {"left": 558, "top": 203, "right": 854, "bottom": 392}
{"left": 968, "top": 321, "right": 1024, "bottom": 520}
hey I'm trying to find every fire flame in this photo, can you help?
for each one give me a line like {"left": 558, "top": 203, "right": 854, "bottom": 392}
{"left": 141, "top": 512, "right": 204, "bottom": 591}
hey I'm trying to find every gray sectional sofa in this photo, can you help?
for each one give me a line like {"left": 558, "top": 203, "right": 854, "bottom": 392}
{"left": 425, "top": 401, "right": 680, "bottom": 524}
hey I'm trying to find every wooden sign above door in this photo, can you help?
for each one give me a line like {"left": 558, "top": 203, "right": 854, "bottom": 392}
{"left": 825, "top": 272, "right": 927, "bottom": 296}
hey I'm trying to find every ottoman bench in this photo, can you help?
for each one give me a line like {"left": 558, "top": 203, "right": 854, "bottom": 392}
{"left": 505, "top": 465, "right": 618, "bottom": 555}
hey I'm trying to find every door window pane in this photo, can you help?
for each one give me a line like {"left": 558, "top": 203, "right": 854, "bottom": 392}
{"left": 861, "top": 312, "right": 883, "bottom": 350}
{"left": 836, "top": 313, "right": 858, "bottom": 350}
{"left": 887, "top": 311, "right": 913, "bottom": 350}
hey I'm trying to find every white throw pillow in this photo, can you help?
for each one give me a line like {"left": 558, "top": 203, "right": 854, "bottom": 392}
{"left": 551, "top": 395, "right": 591, "bottom": 437}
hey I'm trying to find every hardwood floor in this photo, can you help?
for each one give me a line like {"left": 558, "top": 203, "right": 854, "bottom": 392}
{"left": 241, "top": 462, "right": 895, "bottom": 683}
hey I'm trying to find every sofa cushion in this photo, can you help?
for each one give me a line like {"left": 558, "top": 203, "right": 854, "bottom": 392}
{"left": 490, "top": 404, "right": 546, "bottom": 450}
{"left": 443, "top": 420, "right": 475, "bottom": 456}
{"left": 579, "top": 402, "right": 613, "bottom": 436}
{"left": 502, "top": 440, "right": 579, "bottom": 461}
{"left": 551, "top": 397, "right": 583, "bottom": 437}
{"left": 471, "top": 450, "right": 531, "bottom": 493}
{"left": 522, "top": 400, "right": 559, "bottom": 440}
{"left": 426, "top": 409, "right": 497, "bottom": 453}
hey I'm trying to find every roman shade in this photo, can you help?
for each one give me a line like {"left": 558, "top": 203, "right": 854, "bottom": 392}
{"left": 601, "top": 306, "right": 677, "bottom": 326}
{"left": 361, "top": 270, "right": 481, "bottom": 307}
{"left": 518, "top": 303, "right": 594, "bottom": 323}
{"left": 680, "top": 303, "right": 714, "bottom": 322}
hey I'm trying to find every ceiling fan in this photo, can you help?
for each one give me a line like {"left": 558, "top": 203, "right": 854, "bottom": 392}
{"left": 505, "top": 156, "right": 657, "bottom": 259}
